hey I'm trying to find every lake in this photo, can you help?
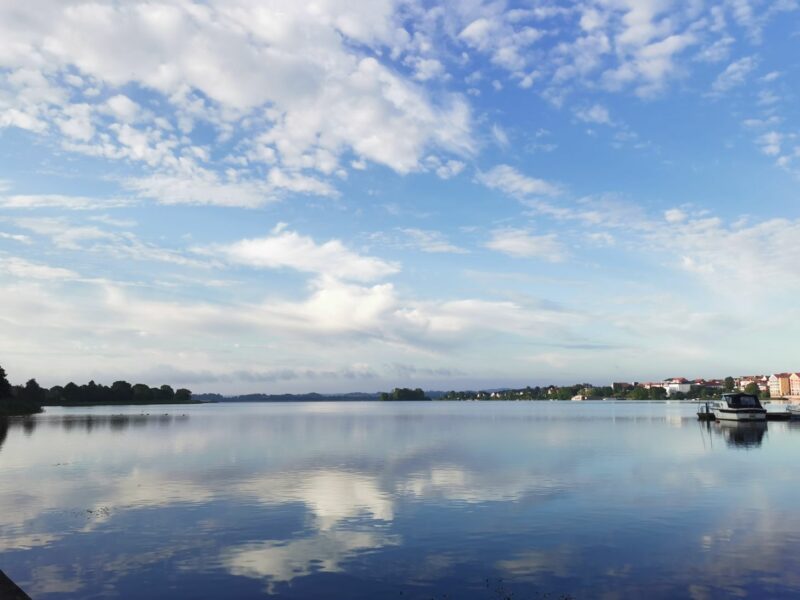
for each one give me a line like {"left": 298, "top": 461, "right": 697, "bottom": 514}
{"left": 2, "top": 401, "right": 799, "bottom": 599}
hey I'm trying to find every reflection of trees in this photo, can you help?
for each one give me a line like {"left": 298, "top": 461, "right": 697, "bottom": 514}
{"left": 714, "top": 421, "right": 767, "bottom": 448}
{"left": 56, "top": 413, "right": 189, "bottom": 432}
{"left": 0, "top": 417, "right": 35, "bottom": 452}
{"left": 0, "top": 414, "right": 189, "bottom": 444}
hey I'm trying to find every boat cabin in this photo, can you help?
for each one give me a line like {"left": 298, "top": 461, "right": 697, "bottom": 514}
{"left": 720, "top": 393, "right": 763, "bottom": 409}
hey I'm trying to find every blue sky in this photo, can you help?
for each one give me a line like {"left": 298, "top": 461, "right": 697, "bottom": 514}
{"left": 1, "top": 0, "right": 799, "bottom": 393}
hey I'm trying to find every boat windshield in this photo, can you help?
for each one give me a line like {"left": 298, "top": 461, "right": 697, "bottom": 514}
{"left": 726, "top": 394, "right": 761, "bottom": 408}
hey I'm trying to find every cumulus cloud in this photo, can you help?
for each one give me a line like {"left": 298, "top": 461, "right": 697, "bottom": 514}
{"left": 207, "top": 224, "right": 400, "bottom": 282}
{"left": 574, "top": 103, "right": 612, "bottom": 125}
{"left": 0, "top": 1, "right": 474, "bottom": 206}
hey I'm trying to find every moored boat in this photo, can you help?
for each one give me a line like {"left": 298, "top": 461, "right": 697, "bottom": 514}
{"left": 712, "top": 393, "right": 767, "bottom": 421}
{"left": 697, "top": 401, "right": 715, "bottom": 421}
{"left": 787, "top": 405, "right": 800, "bottom": 419}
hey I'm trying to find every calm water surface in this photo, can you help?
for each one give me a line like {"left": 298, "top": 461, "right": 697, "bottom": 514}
{"left": 2, "top": 401, "right": 799, "bottom": 599}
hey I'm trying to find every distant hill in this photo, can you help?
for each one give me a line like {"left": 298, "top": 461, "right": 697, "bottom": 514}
{"left": 194, "top": 391, "right": 449, "bottom": 403}
{"left": 194, "top": 392, "right": 382, "bottom": 403}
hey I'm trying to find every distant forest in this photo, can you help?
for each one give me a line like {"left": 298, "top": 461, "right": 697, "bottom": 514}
{"left": 196, "top": 388, "right": 434, "bottom": 402}
{"left": 0, "top": 364, "right": 193, "bottom": 416}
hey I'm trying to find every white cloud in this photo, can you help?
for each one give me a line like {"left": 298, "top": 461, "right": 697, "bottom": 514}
{"left": 477, "top": 164, "right": 561, "bottom": 198}
{"left": 408, "top": 57, "right": 446, "bottom": 81}
{"left": 0, "top": 1, "right": 474, "bottom": 205}
{"left": 0, "top": 232, "right": 31, "bottom": 243}
{"left": 126, "top": 171, "right": 277, "bottom": 208}
{"left": 694, "top": 36, "right": 734, "bottom": 63}
{"left": 654, "top": 215, "right": 800, "bottom": 293}
{"left": 459, "top": 14, "right": 544, "bottom": 73}
{"left": 756, "top": 131, "right": 782, "bottom": 156}
{"left": 485, "top": 228, "right": 566, "bottom": 262}
{"left": 491, "top": 124, "right": 510, "bottom": 148}
{"left": 0, "top": 194, "right": 128, "bottom": 210}
{"left": 710, "top": 56, "right": 758, "bottom": 95}
{"left": 208, "top": 224, "right": 399, "bottom": 282}
{"left": 575, "top": 103, "right": 612, "bottom": 125}
{"left": 424, "top": 156, "right": 465, "bottom": 180}
{"left": 15, "top": 217, "right": 114, "bottom": 250}
{"left": 0, "top": 257, "right": 78, "bottom": 280}
{"left": 664, "top": 208, "right": 688, "bottom": 223}
{"left": 103, "top": 94, "right": 140, "bottom": 122}
{"left": 57, "top": 103, "right": 95, "bottom": 141}
{"left": 13, "top": 217, "right": 204, "bottom": 266}
{"left": 399, "top": 228, "right": 468, "bottom": 254}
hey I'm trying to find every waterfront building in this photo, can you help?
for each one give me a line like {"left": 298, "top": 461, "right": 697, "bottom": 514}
{"left": 769, "top": 373, "right": 792, "bottom": 398}
{"left": 664, "top": 377, "right": 691, "bottom": 396}
{"left": 737, "top": 375, "right": 769, "bottom": 392}
{"left": 791, "top": 373, "right": 800, "bottom": 397}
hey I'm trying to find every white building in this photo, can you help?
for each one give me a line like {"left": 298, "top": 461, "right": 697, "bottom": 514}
{"left": 664, "top": 378, "right": 692, "bottom": 396}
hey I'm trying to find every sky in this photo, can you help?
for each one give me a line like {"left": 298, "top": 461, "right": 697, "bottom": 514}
{"left": 0, "top": 0, "right": 799, "bottom": 394}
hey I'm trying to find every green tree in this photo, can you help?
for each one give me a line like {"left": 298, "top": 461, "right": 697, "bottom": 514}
{"left": 649, "top": 386, "right": 667, "bottom": 400}
{"left": 132, "top": 383, "right": 153, "bottom": 403}
{"left": 743, "top": 382, "right": 760, "bottom": 396}
{"left": 0, "top": 368, "right": 43, "bottom": 416}
{"left": 19, "top": 379, "right": 47, "bottom": 405}
{"left": 63, "top": 382, "right": 80, "bottom": 405}
{"left": 381, "top": 388, "right": 429, "bottom": 401}
{"left": 46, "top": 385, "right": 64, "bottom": 404}
{"left": 0, "top": 365, "right": 12, "bottom": 398}
{"left": 629, "top": 386, "right": 650, "bottom": 400}
{"left": 556, "top": 387, "right": 574, "bottom": 400}
{"left": 724, "top": 376, "right": 735, "bottom": 392}
{"left": 174, "top": 388, "right": 192, "bottom": 403}
{"left": 111, "top": 381, "right": 134, "bottom": 404}
{"left": 156, "top": 384, "right": 175, "bottom": 402}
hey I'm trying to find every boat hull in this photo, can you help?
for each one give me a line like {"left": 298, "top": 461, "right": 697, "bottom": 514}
{"left": 713, "top": 408, "right": 767, "bottom": 421}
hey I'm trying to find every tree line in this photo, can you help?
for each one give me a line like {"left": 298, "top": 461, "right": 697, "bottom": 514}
{"left": 441, "top": 381, "right": 768, "bottom": 401}
{"left": 0, "top": 366, "right": 44, "bottom": 416}
{"left": 0, "top": 364, "right": 193, "bottom": 416}
{"left": 379, "top": 388, "right": 430, "bottom": 401}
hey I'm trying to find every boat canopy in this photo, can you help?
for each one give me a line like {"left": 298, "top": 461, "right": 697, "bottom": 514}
{"left": 722, "top": 393, "right": 763, "bottom": 409}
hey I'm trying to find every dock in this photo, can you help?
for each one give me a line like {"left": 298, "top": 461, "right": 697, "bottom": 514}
{"left": 0, "top": 570, "right": 31, "bottom": 600}
{"left": 697, "top": 402, "right": 715, "bottom": 421}
{"left": 766, "top": 412, "right": 791, "bottom": 421}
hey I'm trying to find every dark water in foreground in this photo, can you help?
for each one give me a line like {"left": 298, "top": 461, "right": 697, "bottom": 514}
{"left": 1, "top": 401, "right": 799, "bottom": 599}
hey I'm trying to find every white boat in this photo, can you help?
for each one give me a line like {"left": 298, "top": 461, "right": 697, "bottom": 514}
{"left": 712, "top": 393, "right": 767, "bottom": 421}
{"left": 787, "top": 405, "right": 800, "bottom": 419}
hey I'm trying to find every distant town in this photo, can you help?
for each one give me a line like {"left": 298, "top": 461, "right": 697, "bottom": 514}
{"left": 5, "top": 363, "right": 800, "bottom": 417}
{"left": 441, "top": 373, "right": 800, "bottom": 401}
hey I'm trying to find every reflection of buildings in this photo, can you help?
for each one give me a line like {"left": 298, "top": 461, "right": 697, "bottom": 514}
{"left": 714, "top": 421, "right": 767, "bottom": 449}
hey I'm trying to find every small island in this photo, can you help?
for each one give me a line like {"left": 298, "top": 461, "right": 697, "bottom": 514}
{"left": 0, "top": 364, "right": 195, "bottom": 416}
